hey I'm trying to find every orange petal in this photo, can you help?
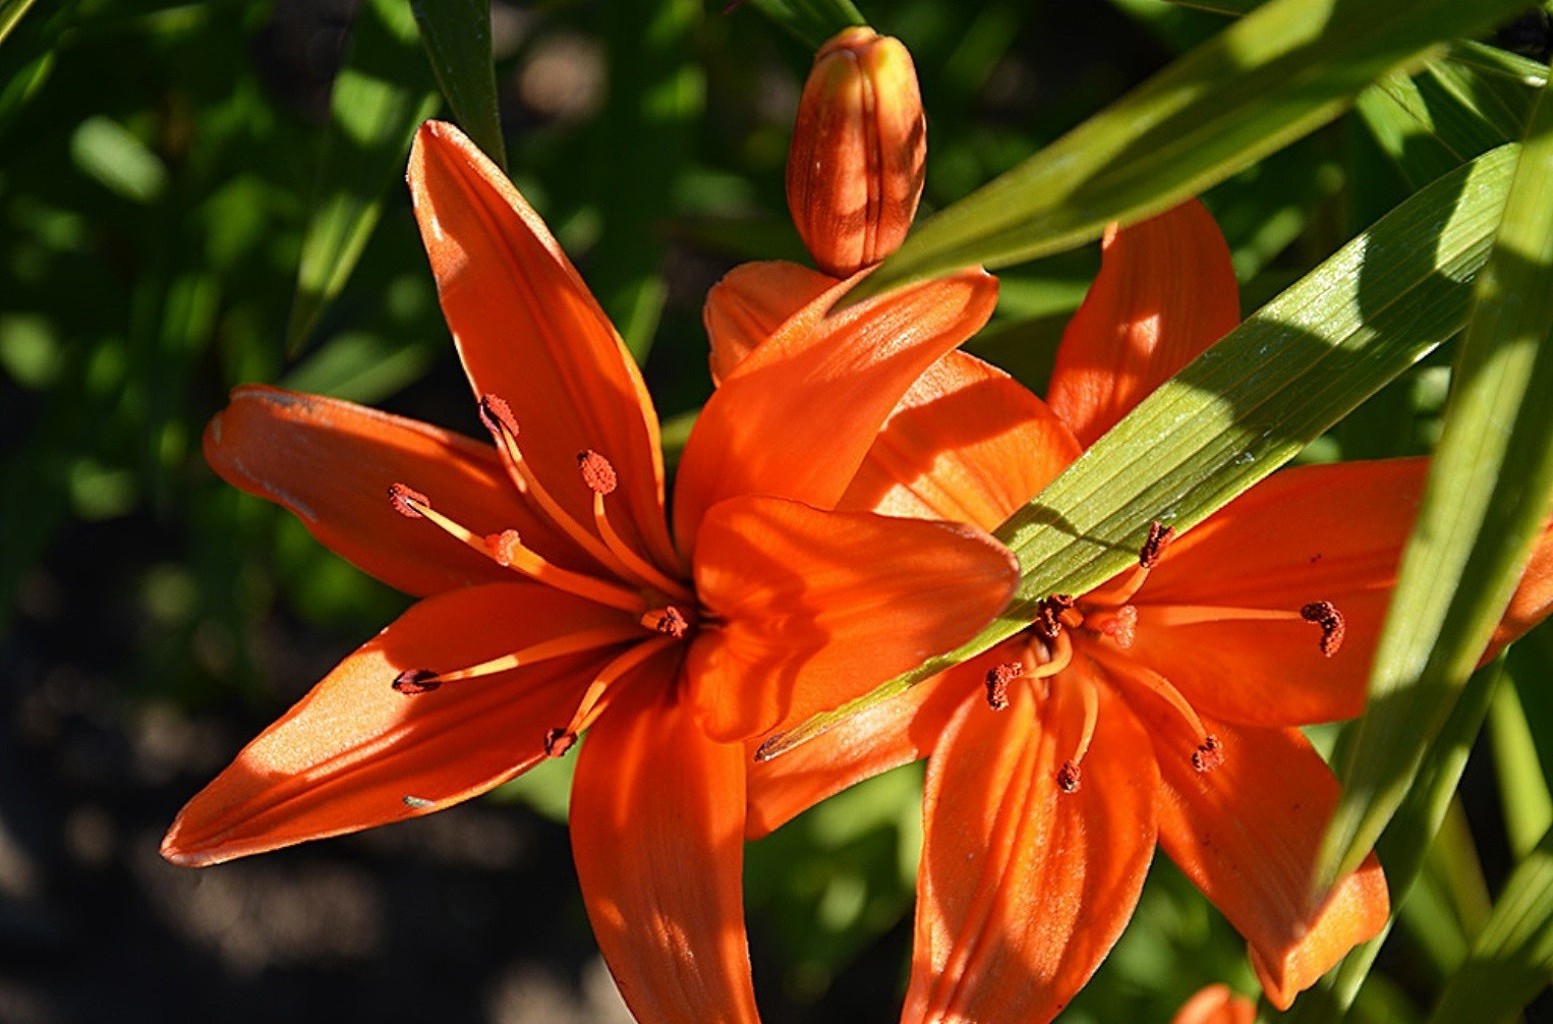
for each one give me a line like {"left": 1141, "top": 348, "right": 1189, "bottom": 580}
{"left": 687, "top": 495, "right": 1018, "bottom": 742}
{"left": 1048, "top": 199, "right": 1239, "bottom": 446}
{"left": 839, "top": 350, "right": 1081, "bottom": 531}
{"left": 203, "top": 385, "right": 595, "bottom": 597}
{"left": 408, "top": 120, "right": 677, "bottom": 572}
{"left": 903, "top": 655, "right": 1159, "bottom": 1024}
{"left": 744, "top": 659, "right": 978, "bottom": 839}
{"left": 1171, "top": 984, "right": 1257, "bottom": 1024}
{"left": 161, "top": 583, "right": 634, "bottom": 866}
{"left": 571, "top": 674, "right": 761, "bottom": 1024}
{"left": 1120, "top": 458, "right": 1425, "bottom": 726}
{"left": 1491, "top": 516, "right": 1553, "bottom": 649}
{"left": 673, "top": 267, "right": 999, "bottom": 551}
{"left": 1140, "top": 709, "right": 1389, "bottom": 1011}
{"left": 704, "top": 260, "right": 839, "bottom": 384}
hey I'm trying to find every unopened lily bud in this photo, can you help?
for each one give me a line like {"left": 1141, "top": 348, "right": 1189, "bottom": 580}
{"left": 786, "top": 26, "right": 925, "bottom": 277}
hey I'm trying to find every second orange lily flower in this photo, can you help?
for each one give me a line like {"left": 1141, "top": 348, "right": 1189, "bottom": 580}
{"left": 162, "top": 120, "right": 1021, "bottom": 1024}
{"left": 729, "top": 199, "right": 1553, "bottom": 1019}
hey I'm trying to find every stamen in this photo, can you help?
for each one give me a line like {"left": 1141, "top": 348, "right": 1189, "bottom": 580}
{"left": 479, "top": 528, "right": 643, "bottom": 612}
{"left": 1027, "top": 631, "right": 1073, "bottom": 681}
{"left": 545, "top": 636, "right": 677, "bottom": 757}
{"left": 388, "top": 624, "right": 642, "bottom": 695}
{"left": 1300, "top": 601, "right": 1346, "bottom": 656}
{"left": 984, "top": 661, "right": 1022, "bottom": 710}
{"left": 1139, "top": 521, "right": 1176, "bottom": 569}
{"left": 640, "top": 605, "right": 690, "bottom": 639}
{"left": 1054, "top": 673, "right": 1100, "bottom": 794}
{"left": 476, "top": 394, "right": 644, "bottom": 585}
{"left": 389, "top": 483, "right": 429, "bottom": 519}
{"left": 1192, "top": 734, "right": 1225, "bottom": 773}
{"left": 586, "top": 453, "right": 694, "bottom": 601}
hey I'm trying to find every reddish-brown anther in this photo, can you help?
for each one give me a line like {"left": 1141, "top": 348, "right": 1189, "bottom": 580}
{"left": 1300, "top": 601, "right": 1346, "bottom": 657}
{"left": 1192, "top": 734, "right": 1224, "bottom": 773}
{"left": 392, "top": 669, "right": 441, "bottom": 695}
{"left": 578, "top": 450, "right": 618, "bottom": 495}
{"left": 388, "top": 483, "right": 429, "bottom": 519}
{"left": 786, "top": 26, "right": 925, "bottom": 277}
{"left": 1056, "top": 761, "right": 1082, "bottom": 794}
{"left": 984, "top": 661, "right": 1022, "bottom": 710}
{"left": 1140, "top": 521, "right": 1176, "bottom": 569}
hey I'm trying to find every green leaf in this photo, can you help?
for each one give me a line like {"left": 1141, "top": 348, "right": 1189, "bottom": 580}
{"left": 411, "top": 0, "right": 505, "bottom": 171}
{"left": 1320, "top": 63, "right": 1553, "bottom": 893}
{"left": 1427, "top": 824, "right": 1553, "bottom": 1024}
{"left": 0, "top": 0, "right": 38, "bottom": 46}
{"left": 742, "top": 0, "right": 864, "bottom": 50}
{"left": 844, "top": 0, "right": 1527, "bottom": 305}
{"left": 758, "top": 144, "right": 1516, "bottom": 760}
{"left": 287, "top": 0, "right": 440, "bottom": 353}
{"left": 1489, "top": 676, "right": 1553, "bottom": 860}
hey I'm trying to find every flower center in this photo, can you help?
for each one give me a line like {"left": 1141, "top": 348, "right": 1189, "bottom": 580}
{"left": 382, "top": 393, "right": 700, "bottom": 756}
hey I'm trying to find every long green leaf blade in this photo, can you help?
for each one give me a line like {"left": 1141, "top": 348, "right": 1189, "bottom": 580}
{"left": 287, "top": 0, "right": 440, "bottom": 353}
{"left": 743, "top": 0, "right": 864, "bottom": 50}
{"left": 411, "top": 0, "right": 505, "bottom": 171}
{"left": 845, "top": 0, "right": 1525, "bottom": 304}
{"left": 760, "top": 145, "right": 1516, "bottom": 759}
{"left": 0, "top": 0, "right": 38, "bottom": 46}
{"left": 1427, "top": 824, "right": 1553, "bottom": 1023}
{"left": 1320, "top": 58, "right": 1553, "bottom": 891}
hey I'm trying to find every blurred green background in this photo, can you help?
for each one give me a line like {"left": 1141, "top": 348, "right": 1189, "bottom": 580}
{"left": 4, "top": 0, "right": 1553, "bottom": 1021}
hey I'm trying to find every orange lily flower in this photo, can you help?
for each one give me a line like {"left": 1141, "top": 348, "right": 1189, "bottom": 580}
{"left": 1172, "top": 984, "right": 1257, "bottom": 1024}
{"left": 724, "top": 200, "right": 1553, "bottom": 1018}
{"left": 162, "top": 120, "right": 1021, "bottom": 1023}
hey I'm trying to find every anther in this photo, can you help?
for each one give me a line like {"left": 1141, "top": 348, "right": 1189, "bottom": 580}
{"left": 392, "top": 668, "right": 441, "bottom": 695}
{"left": 1300, "top": 601, "right": 1346, "bottom": 656}
{"left": 478, "top": 394, "right": 520, "bottom": 439}
{"left": 1056, "top": 761, "right": 1082, "bottom": 793}
{"left": 1034, "top": 594, "right": 1077, "bottom": 640}
{"left": 1192, "top": 734, "right": 1225, "bottom": 773}
{"left": 544, "top": 727, "right": 577, "bottom": 758}
{"left": 388, "top": 483, "right": 429, "bottom": 519}
{"left": 984, "top": 661, "right": 1022, "bottom": 710}
{"left": 1139, "top": 521, "right": 1175, "bottom": 569}
{"left": 578, "top": 450, "right": 618, "bottom": 495}
{"left": 641, "top": 606, "right": 689, "bottom": 639}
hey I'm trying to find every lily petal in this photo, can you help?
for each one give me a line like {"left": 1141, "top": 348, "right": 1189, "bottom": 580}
{"left": 840, "top": 350, "right": 1082, "bottom": 531}
{"left": 903, "top": 655, "right": 1159, "bottom": 1024}
{"left": 673, "top": 268, "right": 998, "bottom": 551}
{"left": 161, "top": 583, "right": 633, "bottom": 866}
{"left": 1047, "top": 199, "right": 1239, "bottom": 447}
{"left": 408, "top": 120, "right": 677, "bottom": 572}
{"left": 688, "top": 495, "right": 1018, "bottom": 743}
{"left": 1141, "top": 710, "right": 1389, "bottom": 1011}
{"left": 571, "top": 673, "right": 761, "bottom": 1024}
{"left": 744, "top": 659, "right": 977, "bottom": 839}
{"left": 204, "top": 385, "right": 590, "bottom": 597}
{"left": 1123, "top": 458, "right": 1553, "bottom": 727}
{"left": 1172, "top": 984, "right": 1257, "bottom": 1024}
{"left": 704, "top": 260, "right": 839, "bottom": 384}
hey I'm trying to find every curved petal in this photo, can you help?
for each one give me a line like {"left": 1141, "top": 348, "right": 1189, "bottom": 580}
{"left": 161, "top": 583, "right": 636, "bottom": 866}
{"left": 408, "top": 120, "right": 676, "bottom": 572}
{"left": 705, "top": 260, "right": 839, "bottom": 384}
{"left": 1117, "top": 458, "right": 1423, "bottom": 727}
{"left": 1137, "top": 707, "right": 1389, "bottom": 1011}
{"left": 903, "top": 655, "right": 1159, "bottom": 1024}
{"left": 1492, "top": 516, "right": 1553, "bottom": 649}
{"left": 839, "top": 350, "right": 1082, "bottom": 531}
{"left": 673, "top": 267, "right": 999, "bottom": 552}
{"left": 1048, "top": 199, "right": 1239, "bottom": 447}
{"left": 571, "top": 672, "right": 760, "bottom": 1024}
{"left": 204, "top": 385, "right": 597, "bottom": 597}
{"left": 744, "top": 658, "right": 980, "bottom": 839}
{"left": 1172, "top": 984, "right": 1256, "bottom": 1024}
{"left": 688, "top": 495, "right": 1018, "bottom": 742}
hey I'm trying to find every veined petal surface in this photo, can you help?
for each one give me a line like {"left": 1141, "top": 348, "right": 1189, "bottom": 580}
{"left": 572, "top": 674, "right": 760, "bottom": 1024}
{"left": 1141, "top": 709, "right": 1389, "bottom": 1011}
{"left": 840, "top": 350, "right": 1081, "bottom": 531}
{"left": 203, "top": 385, "right": 591, "bottom": 596}
{"left": 673, "top": 268, "right": 998, "bottom": 551}
{"left": 688, "top": 495, "right": 1018, "bottom": 742}
{"left": 904, "top": 655, "right": 1159, "bottom": 1024}
{"left": 408, "top": 120, "right": 677, "bottom": 572}
{"left": 162, "top": 583, "right": 632, "bottom": 865}
{"left": 1048, "top": 199, "right": 1239, "bottom": 447}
